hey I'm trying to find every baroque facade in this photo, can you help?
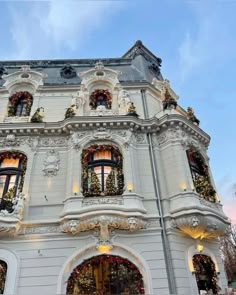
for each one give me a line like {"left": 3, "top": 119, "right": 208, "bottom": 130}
{"left": 0, "top": 41, "right": 229, "bottom": 295}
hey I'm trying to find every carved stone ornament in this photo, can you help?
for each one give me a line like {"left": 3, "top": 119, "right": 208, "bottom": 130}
{"left": 172, "top": 214, "right": 228, "bottom": 239}
{"left": 89, "top": 108, "right": 118, "bottom": 117}
{"left": 118, "top": 89, "right": 131, "bottom": 114}
{"left": 79, "top": 61, "right": 121, "bottom": 92}
{"left": 43, "top": 149, "right": 60, "bottom": 176}
{"left": 0, "top": 134, "right": 22, "bottom": 147}
{"left": 0, "top": 193, "right": 25, "bottom": 237}
{"left": 155, "top": 126, "right": 187, "bottom": 146}
{"left": 71, "top": 84, "right": 87, "bottom": 110}
{"left": 82, "top": 197, "right": 124, "bottom": 206}
{"left": 70, "top": 131, "right": 86, "bottom": 151}
{"left": 24, "top": 225, "right": 60, "bottom": 235}
{"left": 2, "top": 65, "right": 47, "bottom": 93}
{"left": 154, "top": 125, "right": 208, "bottom": 151}
{"left": 113, "top": 130, "right": 135, "bottom": 148}
{"left": 61, "top": 215, "right": 145, "bottom": 236}
{"left": 93, "top": 128, "right": 112, "bottom": 140}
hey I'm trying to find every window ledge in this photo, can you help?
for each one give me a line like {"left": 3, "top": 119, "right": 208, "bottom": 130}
{"left": 60, "top": 193, "right": 147, "bottom": 218}
{"left": 4, "top": 116, "right": 30, "bottom": 123}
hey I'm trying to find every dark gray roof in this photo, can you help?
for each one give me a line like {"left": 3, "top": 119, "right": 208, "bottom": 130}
{"left": 0, "top": 41, "right": 163, "bottom": 87}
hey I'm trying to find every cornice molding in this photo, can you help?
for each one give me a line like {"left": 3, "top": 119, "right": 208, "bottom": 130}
{"left": 0, "top": 114, "right": 210, "bottom": 146}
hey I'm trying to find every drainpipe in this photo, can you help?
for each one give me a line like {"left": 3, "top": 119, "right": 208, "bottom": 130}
{"left": 141, "top": 89, "right": 177, "bottom": 294}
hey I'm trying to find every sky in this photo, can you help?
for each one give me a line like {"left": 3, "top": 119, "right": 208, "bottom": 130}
{"left": 0, "top": 0, "right": 235, "bottom": 222}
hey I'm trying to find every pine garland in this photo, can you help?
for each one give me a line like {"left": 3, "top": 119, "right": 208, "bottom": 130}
{"left": 89, "top": 89, "right": 112, "bottom": 110}
{"left": 8, "top": 91, "right": 33, "bottom": 117}
{"left": 82, "top": 145, "right": 124, "bottom": 197}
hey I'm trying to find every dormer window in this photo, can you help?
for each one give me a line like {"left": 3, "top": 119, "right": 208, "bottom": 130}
{"left": 89, "top": 89, "right": 112, "bottom": 110}
{"left": 82, "top": 144, "right": 124, "bottom": 197}
{"left": 8, "top": 91, "right": 33, "bottom": 117}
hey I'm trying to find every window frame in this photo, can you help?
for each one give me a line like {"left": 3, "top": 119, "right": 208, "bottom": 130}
{"left": 0, "top": 152, "right": 27, "bottom": 211}
{"left": 82, "top": 144, "right": 124, "bottom": 197}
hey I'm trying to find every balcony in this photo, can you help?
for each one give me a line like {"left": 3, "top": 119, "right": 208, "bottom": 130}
{"left": 60, "top": 192, "right": 147, "bottom": 220}
{"left": 170, "top": 191, "right": 229, "bottom": 239}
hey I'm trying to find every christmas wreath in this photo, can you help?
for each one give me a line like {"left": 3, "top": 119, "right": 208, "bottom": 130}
{"left": 8, "top": 91, "right": 33, "bottom": 117}
{"left": 89, "top": 89, "right": 112, "bottom": 110}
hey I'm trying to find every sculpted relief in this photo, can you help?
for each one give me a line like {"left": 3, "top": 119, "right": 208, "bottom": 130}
{"left": 43, "top": 149, "right": 60, "bottom": 176}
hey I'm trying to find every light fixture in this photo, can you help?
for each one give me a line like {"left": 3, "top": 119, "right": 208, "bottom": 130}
{"left": 96, "top": 241, "right": 113, "bottom": 253}
{"left": 196, "top": 243, "right": 204, "bottom": 253}
{"left": 73, "top": 183, "right": 79, "bottom": 196}
{"left": 127, "top": 183, "right": 133, "bottom": 192}
{"left": 180, "top": 182, "right": 187, "bottom": 191}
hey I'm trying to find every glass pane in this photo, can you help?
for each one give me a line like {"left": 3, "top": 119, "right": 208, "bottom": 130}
{"left": 94, "top": 166, "right": 102, "bottom": 185}
{"left": 94, "top": 150, "right": 111, "bottom": 160}
{"left": 8, "top": 175, "right": 17, "bottom": 190}
{"left": 0, "top": 175, "right": 6, "bottom": 198}
{"left": 1, "top": 158, "right": 19, "bottom": 168}
{"left": 104, "top": 166, "right": 111, "bottom": 180}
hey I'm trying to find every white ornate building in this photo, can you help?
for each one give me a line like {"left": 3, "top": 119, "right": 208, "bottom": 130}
{"left": 0, "top": 41, "right": 229, "bottom": 295}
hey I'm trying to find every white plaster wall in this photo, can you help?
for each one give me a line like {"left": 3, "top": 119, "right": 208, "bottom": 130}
{"left": 0, "top": 230, "right": 170, "bottom": 295}
{"left": 0, "top": 94, "right": 9, "bottom": 122}
{"left": 145, "top": 91, "right": 162, "bottom": 118}
{"left": 167, "top": 232, "right": 227, "bottom": 295}
{"left": 38, "top": 92, "right": 75, "bottom": 122}
{"left": 27, "top": 150, "right": 67, "bottom": 220}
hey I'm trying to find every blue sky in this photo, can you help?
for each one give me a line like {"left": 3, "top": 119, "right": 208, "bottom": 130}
{"left": 0, "top": 0, "right": 235, "bottom": 221}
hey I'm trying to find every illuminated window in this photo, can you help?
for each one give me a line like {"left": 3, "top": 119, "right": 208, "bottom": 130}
{"left": 66, "top": 255, "right": 145, "bottom": 295}
{"left": 187, "top": 150, "right": 216, "bottom": 202}
{"left": 0, "top": 152, "right": 27, "bottom": 211}
{"left": 82, "top": 145, "right": 124, "bottom": 197}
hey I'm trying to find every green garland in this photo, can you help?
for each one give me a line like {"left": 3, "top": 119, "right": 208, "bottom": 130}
{"left": 82, "top": 144, "right": 124, "bottom": 197}
{"left": 66, "top": 255, "right": 145, "bottom": 294}
{"left": 193, "top": 254, "right": 218, "bottom": 294}
{"left": 8, "top": 91, "right": 33, "bottom": 117}
{"left": 187, "top": 150, "right": 216, "bottom": 202}
{"left": 89, "top": 89, "right": 112, "bottom": 110}
{"left": 0, "top": 151, "right": 27, "bottom": 212}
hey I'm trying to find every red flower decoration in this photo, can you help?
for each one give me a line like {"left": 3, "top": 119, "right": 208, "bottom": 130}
{"left": 89, "top": 89, "right": 112, "bottom": 110}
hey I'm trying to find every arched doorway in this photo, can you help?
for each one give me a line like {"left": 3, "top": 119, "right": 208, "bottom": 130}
{"left": 66, "top": 254, "right": 145, "bottom": 295}
{"left": 193, "top": 254, "right": 218, "bottom": 294}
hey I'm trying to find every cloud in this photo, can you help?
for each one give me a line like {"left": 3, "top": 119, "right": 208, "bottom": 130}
{"left": 4, "top": 0, "right": 123, "bottom": 60}
{"left": 178, "top": 3, "right": 236, "bottom": 81}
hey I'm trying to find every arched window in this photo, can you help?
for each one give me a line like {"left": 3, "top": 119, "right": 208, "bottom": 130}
{"left": 66, "top": 254, "right": 145, "bottom": 295}
{"left": 82, "top": 144, "right": 124, "bottom": 197}
{"left": 89, "top": 89, "right": 112, "bottom": 110}
{"left": 0, "top": 260, "right": 7, "bottom": 294}
{"left": 0, "top": 152, "right": 27, "bottom": 212}
{"left": 8, "top": 91, "right": 33, "bottom": 117}
{"left": 187, "top": 150, "right": 216, "bottom": 202}
{"left": 193, "top": 254, "right": 218, "bottom": 294}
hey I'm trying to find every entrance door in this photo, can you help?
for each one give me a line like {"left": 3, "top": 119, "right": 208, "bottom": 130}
{"left": 66, "top": 254, "right": 145, "bottom": 295}
{"left": 193, "top": 254, "right": 218, "bottom": 294}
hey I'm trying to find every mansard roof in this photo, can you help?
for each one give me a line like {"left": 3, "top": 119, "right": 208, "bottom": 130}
{"left": 0, "top": 41, "right": 163, "bottom": 87}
